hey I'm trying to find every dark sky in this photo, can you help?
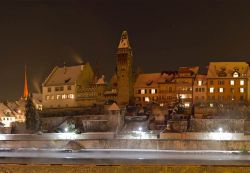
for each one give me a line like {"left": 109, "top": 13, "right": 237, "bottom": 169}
{"left": 1, "top": 0, "right": 250, "bottom": 100}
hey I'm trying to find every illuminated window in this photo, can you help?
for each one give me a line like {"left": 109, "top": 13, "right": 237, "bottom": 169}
{"left": 240, "top": 88, "right": 244, "bottom": 93}
{"left": 160, "top": 103, "right": 164, "bottom": 107}
{"left": 62, "top": 94, "right": 67, "bottom": 99}
{"left": 51, "top": 95, "right": 55, "bottom": 100}
{"left": 141, "top": 89, "right": 145, "bottom": 94}
{"left": 68, "top": 94, "right": 74, "bottom": 99}
{"left": 240, "top": 80, "right": 244, "bottom": 86}
{"left": 67, "top": 85, "right": 72, "bottom": 90}
{"left": 184, "top": 102, "right": 190, "bottom": 107}
{"left": 233, "top": 72, "right": 239, "bottom": 78}
{"left": 209, "top": 87, "right": 214, "bottom": 93}
{"left": 198, "top": 80, "right": 202, "bottom": 86}
{"left": 210, "top": 103, "right": 214, "bottom": 107}
{"left": 151, "top": 89, "right": 156, "bottom": 94}
{"left": 144, "top": 97, "right": 150, "bottom": 102}
{"left": 219, "top": 88, "right": 224, "bottom": 93}
{"left": 56, "top": 95, "right": 61, "bottom": 99}
{"left": 230, "top": 80, "right": 234, "bottom": 85}
{"left": 46, "top": 95, "right": 50, "bottom": 100}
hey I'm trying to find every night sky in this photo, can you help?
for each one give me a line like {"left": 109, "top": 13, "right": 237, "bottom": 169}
{"left": 1, "top": 0, "right": 250, "bottom": 100}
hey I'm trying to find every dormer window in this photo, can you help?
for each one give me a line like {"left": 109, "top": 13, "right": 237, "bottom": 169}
{"left": 233, "top": 71, "right": 239, "bottom": 78}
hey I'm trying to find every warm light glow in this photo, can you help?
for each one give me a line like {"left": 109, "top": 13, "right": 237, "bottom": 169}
{"left": 209, "top": 87, "right": 214, "bottom": 93}
{"left": 62, "top": 94, "right": 67, "bottom": 99}
{"left": 184, "top": 102, "right": 190, "bottom": 107}
{"left": 219, "top": 88, "right": 223, "bottom": 93}
{"left": 160, "top": 103, "right": 164, "bottom": 107}
{"left": 210, "top": 103, "right": 213, "bottom": 107}
{"left": 240, "top": 88, "right": 244, "bottom": 93}
{"left": 56, "top": 95, "right": 61, "bottom": 99}
{"left": 141, "top": 89, "right": 145, "bottom": 94}
{"left": 151, "top": 89, "right": 156, "bottom": 94}
{"left": 198, "top": 80, "right": 202, "bottom": 86}
{"left": 145, "top": 97, "right": 149, "bottom": 102}
{"left": 233, "top": 72, "right": 239, "bottom": 78}
{"left": 240, "top": 80, "right": 244, "bottom": 85}
{"left": 230, "top": 80, "right": 234, "bottom": 85}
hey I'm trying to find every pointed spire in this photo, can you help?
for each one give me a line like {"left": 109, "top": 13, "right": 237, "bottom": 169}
{"left": 118, "top": 31, "right": 131, "bottom": 49}
{"left": 23, "top": 65, "right": 29, "bottom": 99}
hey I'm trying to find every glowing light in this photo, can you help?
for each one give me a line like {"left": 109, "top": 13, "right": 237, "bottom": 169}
{"left": 218, "top": 127, "right": 223, "bottom": 133}
{"left": 64, "top": 127, "right": 68, "bottom": 132}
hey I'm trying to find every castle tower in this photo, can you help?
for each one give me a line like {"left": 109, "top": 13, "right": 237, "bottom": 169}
{"left": 23, "top": 65, "right": 29, "bottom": 99}
{"left": 116, "top": 31, "right": 133, "bottom": 105}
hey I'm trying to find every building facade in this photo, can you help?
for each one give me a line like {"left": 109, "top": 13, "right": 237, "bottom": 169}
{"left": 207, "top": 62, "right": 249, "bottom": 106}
{"left": 193, "top": 74, "right": 207, "bottom": 105}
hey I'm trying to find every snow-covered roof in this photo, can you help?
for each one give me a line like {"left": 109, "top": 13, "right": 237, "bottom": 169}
{"left": 118, "top": 31, "right": 131, "bottom": 49}
{"left": 178, "top": 66, "right": 199, "bottom": 77}
{"left": 96, "top": 75, "right": 105, "bottom": 85}
{"left": 108, "top": 103, "right": 120, "bottom": 111}
{"left": 207, "top": 62, "right": 249, "bottom": 78}
{"left": 134, "top": 73, "right": 161, "bottom": 88}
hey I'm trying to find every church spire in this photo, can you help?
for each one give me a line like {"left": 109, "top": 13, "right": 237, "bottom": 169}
{"left": 23, "top": 65, "right": 29, "bottom": 99}
{"left": 118, "top": 31, "right": 131, "bottom": 49}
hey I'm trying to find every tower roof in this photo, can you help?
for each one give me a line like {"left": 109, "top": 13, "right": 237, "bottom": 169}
{"left": 118, "top": 31, "right": 131, "bottom": 49}
{"left": 23, "top": 65, "right": 29, "bottom": 99}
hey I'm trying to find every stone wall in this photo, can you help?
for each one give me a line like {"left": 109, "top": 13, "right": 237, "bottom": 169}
{"left": 1, "top": 138, "right": 250, "bottom": 151}
{"left": 190, "top": 119, "right": 245, "bottom": 132}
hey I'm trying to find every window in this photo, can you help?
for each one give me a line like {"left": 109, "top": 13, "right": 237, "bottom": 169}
{"left": 151, "top": 89, "right": 156, "bottom": 94}
{"left": 202, "top": 88, "right": 205, "bottom": 92}
{"left": 144, "top": 97, "right": 150, "bottom": 102}
{"left": 198, "top": 80, "right": 202, "bottom": 86}
{"left": 140, "top": 89, "right": 145, "bottom": 94}
{"left": 219, "top": 88, "right": 224, "bottom": 93}
{"left": 240, "top": 96, "right": 244, "bottom": 101}
{"left": 240, "top": 88, "right": 244, "bottom": 93}
{"left": 46, "top": 95, "right": 50, "bottom": 100}
{"left": 68, "top": 94, "right": 74, "bottom": 99}
{"left": 51, "top": 95, "right": 55, "bottom": 100}
{"left": 62, "top": 94, "right": 67, "bottom": 99}
{"left": 67, "top": 85, "right": 72, "bottom": 90}
{"left": 218, "top": 80, "right": 224, "bottom": 85}
{"left": 195, "top": 88, "right": 198, "bottom": 92}
{"left": 240, "top": 80, "right": 244, "bottom": 86}
{"left": 230, "top": 80, "right": 234, "bottom": 86}
{"left": 60, "top": 86, "right": 64, "bottom": 91}
{"left": 209, "top": 87, "right": 214, "bottom": 93}
{"left": 48, "top": 87, "right": 51, "bottom": 92}
{"left": 56, "top": 95, "right": 61, "bottom": 99}
{"left": 210, "top": 80, "right": 213, "bottom": 85}
{"left": 55, "top": 87, "right": 60, "bottom": 91}
{"left": 233, "top": 72, "right": 239, "bottom": 78}
{"left": 230, "top": 88, "right": 234, "bottom": 93}
{"left": 198, "top": 88, "right": 202, "bottom": 92}
{"left": 184, "top": 102, "right": 190, "bottom": 107}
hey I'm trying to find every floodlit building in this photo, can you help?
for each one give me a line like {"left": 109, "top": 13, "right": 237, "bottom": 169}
{"left": 207, "top": 62, "right": 249, "bottom": 106}
{"left": 42, "top": 63, "right": 106, "bottom": 109}
{"left": 134, "top": 73, "right": 161, "bottom": 106}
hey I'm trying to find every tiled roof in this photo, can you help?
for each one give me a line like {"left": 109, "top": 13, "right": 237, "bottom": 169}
{"left": 207, "top": 62, "right": 249, "bottom": 78}
{"left": 44, "top": 65, "right": 83, "bottom": 86}
{"left": 134, "top": 73, "right": 161, "bottom": 88}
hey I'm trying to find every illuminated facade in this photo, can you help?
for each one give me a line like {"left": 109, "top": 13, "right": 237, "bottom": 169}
{"left": 42, "top": 63, "right": 106, "bottom": 108}
{"left": 193, "top": 74, "right": 207, "bottom": 105}
{"left": 207, "top": 62, "right": 249, "bottom": 106}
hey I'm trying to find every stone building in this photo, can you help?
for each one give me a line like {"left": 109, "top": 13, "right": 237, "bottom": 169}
{"left": 42, "top": 63, "right": 106, "bottom": 109}
{"left": 116, "top": 31, "right": 133, "bottom": 105}
{"left": 207, "top": 62, "right": 249, "bottom": 106}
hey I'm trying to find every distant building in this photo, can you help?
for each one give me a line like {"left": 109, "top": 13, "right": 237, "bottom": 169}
{"left": 115, "top": 31, "right": 133, "bottom": 105}
{"left": 193, "top": 74, "right": 207, "bottom": 105}
{"left": 42, "top": 63, "right": 106, "bottom": 109}
{"left": 176, "top": 66, "right": 199, "bottom": 108}
{"left": 134, "top": 73, "right": 161, "bottom": 106}
{"left": 207, "top": 62, "right": 249, "bottom": 106}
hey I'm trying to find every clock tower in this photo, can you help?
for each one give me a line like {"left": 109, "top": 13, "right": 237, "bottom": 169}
{"left": 116, "top": 31, "right": 133, "bottom": 105}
